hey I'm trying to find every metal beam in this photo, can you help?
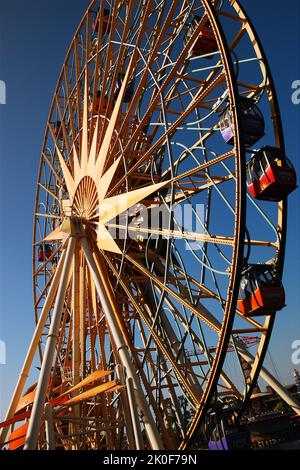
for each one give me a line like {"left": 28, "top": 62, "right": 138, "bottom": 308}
{"left": 24, "top": 237, "right": 75, "bottom": 450}
{"left": 116, "top": 364, "right": 136, "bottom": 450}
{"left": 237, "top": 344, "right": 300, "bottom": 416}
{"left": 0, "top": 247, "right": 67, "bottom": 445}
{"left": 126, "top": 377, "right": 144, "bottom": 450}
{"left": 44, "top": 403, "right": 55, "bottom": 450}
{"left": 81, "top": 237, "right": 163, "bottom": 450}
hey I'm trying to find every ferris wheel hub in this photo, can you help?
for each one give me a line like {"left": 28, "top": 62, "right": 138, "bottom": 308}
{"left": 72, "top": 176, "right": 99, "bottom": 220}
{"left": 60, "top": 216, "right": 84, "bottom": 238}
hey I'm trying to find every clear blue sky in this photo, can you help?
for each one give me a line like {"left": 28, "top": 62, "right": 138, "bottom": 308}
{"left": 0, "top": 1, "right": 299, "bottom": 419}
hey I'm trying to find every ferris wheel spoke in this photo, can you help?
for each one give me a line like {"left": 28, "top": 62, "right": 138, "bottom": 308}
{"left": 37, "top": 183, "right": 60, "bottom": 203}
{"left": 51, "top": 144, "right": 76, "bottom": 199}
{"left": 93, "top": 59, "right": 136, "bottom": 184}
{"left": 158, "top": 174, "right": 234, "bottom": 205}
{"left": 140, "top": 287, "right": 205, "bottom": 397}
{"left": 74, "top": 40, "right": 83, "bottom": 139}
{"left": 157, "top": 262, "right": 218, "bottom": 302}
{"left": 95, "top": 3, "right": 150, "bottom": 146}
{"left": 163, "top": 149, "right": 235, "bottom": 185}
{"left": 141, "top": 294, "right": 232, "bottom": 396}
{"left": 79, "top": 73, "right": 89, "bottom": 177}
{"left": 134, "top": 315, "right": 184, "bottom": 417}
{"left": 34, "top": 212, "right": 61, "bottom": 220}
{"left": 63, "top": 65, "right": 78, "bottom": 149}
{"left": 108, "top": 73, "right": 226, "bottom": 195}
{"left": 170, "top": 266, "right": 268, "bottom": 332}
{"left": 173, "top": 175, "right": 233, "bottom": 197}
{"left": 99, "top": 1, "right": 145, "bottom": 112}
{"left": 54, "top": 96, "right": 71, "bottom": 156}
{"left": 188, "top": 289, "right": 268, "bottom": 331}
{"left": 96, "top": 3, "right": 122, "bottom": 123}
{"left": 106, "top": 2, "right": 183, "bottom": 159}
{"left": 124, "top": 253, "right": 222, "bottom": 332}
{"left": 42, "top": 153, "right": 64, "bottom": 185}
{"left": 109, "top": 19, "right": 223, "bottom": 162}
{"left": 151, "top": 293, "right": 212, "bottom": 362}
{"left": 106, "top": 222, "right": 233, "bottom": 246}
{"left": 102, "top": 253, "right": 202, "bottom": 405}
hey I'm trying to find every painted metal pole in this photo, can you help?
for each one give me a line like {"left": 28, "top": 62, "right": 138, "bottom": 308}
{"left": 0, "top": 248, "right": 67, "bottom": 445}
{"left": 79, "top": 263, "right": 86, "bottom": 378}
{"left": 24, "top": 238, "right": 76, "bottom": 450}
{"left": 71, "top": 243, "right": 80, "bottom": 449}
{"left": 44, "top": 403, "right": 55, "bottom": 450}
{"left": 72, "top": 243, "right": 80, "bottom": 386}
{"left": 116, "top": 364, "right": 136, "bottom": 450}
{"left": 81, "top": 237, "right": 163, "bottom": 450}
{"left": 238, "top": 344, "right": 300, "bottom": 415}
{"left": 126, "top": 377, "right": 144, "bottom": 450}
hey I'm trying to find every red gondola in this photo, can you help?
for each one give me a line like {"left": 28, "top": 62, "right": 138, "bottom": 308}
{"left": 101, "top": 96, "right": 109, "bottom": 114}
{"left": 38, "top": 244, "right": 52, "bottom": 263}
{"left": 246, "top": 146, "right": 297, "bottom": 201}
{"left": 89, "top": 90, "right": 109, "bottom": 115}
{"left": 53, "top": 121, "right": 63, "bottom": 139}
{"left": 185, "top": 16, "right": 218, "bottom": 57}
{"left": 92, "top": 8, "right": 110, "bottom": 35}
{"left": 237, "top": 264, "right": 285, "bottom": 317}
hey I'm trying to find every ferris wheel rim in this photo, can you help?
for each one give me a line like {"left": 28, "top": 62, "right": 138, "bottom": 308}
{"left": 29, "top": 0, "right": 290, "bottom": 450}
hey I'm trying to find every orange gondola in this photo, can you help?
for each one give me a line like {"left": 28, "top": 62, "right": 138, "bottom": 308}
{"left": 38, "top": 244, "right": 52, "bottom": 263}
{"left": 52, "top": 121, "right": 63, "bottom": 140}
{"left": 238, "top": 264, "right": 285, "bottom": 317}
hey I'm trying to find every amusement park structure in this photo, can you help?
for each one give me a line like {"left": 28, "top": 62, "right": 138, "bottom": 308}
{"left": 0, "top": 0, "right": 299, "bottom": 450}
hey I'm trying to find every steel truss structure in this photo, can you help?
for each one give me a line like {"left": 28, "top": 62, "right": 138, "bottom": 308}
{"left": 1, "top": 0, "right": 299, "bottom": 451}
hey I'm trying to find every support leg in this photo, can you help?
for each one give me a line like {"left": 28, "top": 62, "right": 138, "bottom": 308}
{"left": 24, "top": 237, "right": 75, "bottom": 450}
{"left": 81, "top": 237, "right": 163, "bottom": 450}
{"left": 126, "top": 377, "right": 144, "bottom": 450}
{"left": 71, "top": 243, "right": 80, "bottom": 449}
{"left": 238, "top": 344, "right": 300, "bottom": 415}
{"left": 116, "top": 364, "right": 136, "bottom": 449}
{"left": 44, "top": 403, "right": 55, "bottom": 450}
{"left": 0, "top": 248, "right": 67, "bottom": 445}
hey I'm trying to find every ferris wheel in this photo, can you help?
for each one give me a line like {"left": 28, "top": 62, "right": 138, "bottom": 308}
{"left": 1, "top": 0, "right": 299, "bottom": 451}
